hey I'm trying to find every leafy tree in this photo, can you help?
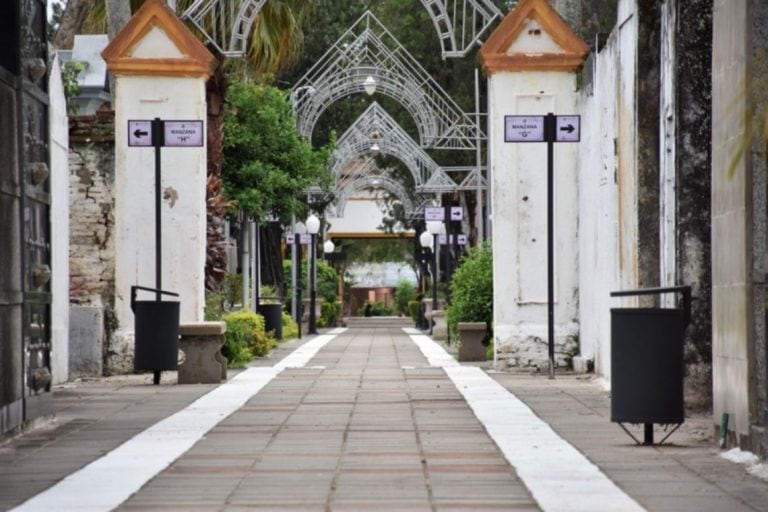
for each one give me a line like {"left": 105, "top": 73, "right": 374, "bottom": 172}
{"left": 222, "top": 81, "right": 334, "bottom": 221}
{"left": 393, "top": 278, "right": 416, "bottom": 315}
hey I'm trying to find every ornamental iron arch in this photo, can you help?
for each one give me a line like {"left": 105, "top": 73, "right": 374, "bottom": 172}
{"left": 181, "top": 0, "right": 267, "bottom": 57}
{"left": 332, "top": 102, "right": 488, "bottom": 195}
{"left": 292, "top": 11, "right": 483, "bottom": 150}
{"left": 332, "top": 161, "right": 418, "bottom": 219}
{"left": 419, "top": 0, "right": 503, "bottom": 58}
{"left": 332, "top": 102, "right": 438, "bottom": 191}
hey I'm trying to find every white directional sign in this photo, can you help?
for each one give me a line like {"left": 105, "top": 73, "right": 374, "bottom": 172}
{"left": 424, "top": 206, "right": 444, "bottom": 221}
{"left": 438, "top": 234, "right": 468, "bottom": 245}
{"left": 450, "top": 206, "right": 463, "bottom": 221}
{"left": 286, "top": 234, "right": 295, "bottom": 245}
{"left": 164, "top": 121, "right": 204, "bottom": 147}
{"left": 556, "top": 115, "right": 580, "bottom": 142}
{"left": 504, "top": 116, "right": 545, "bottom": 142}
{"left": 128, "top": 120, "right": 153, "bottom": 147}
{"left": 127, "top": 119, "right": 204, "bottom": 147}
{"left": 299, "top": 234, "right": 312, "bottom": 245}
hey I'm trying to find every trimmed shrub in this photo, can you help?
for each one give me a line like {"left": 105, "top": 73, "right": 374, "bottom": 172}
{"left": 408, "top": 300, "right": 420, "bottom": 324}
{"left": 359, "top": 301, "right": 394, "bottom": 317}
{"left": 223, "top": 310, "right": 276, "bottom": 362}
{"left": 446, "top": 243, "right": 493, "bottom": 341}
{"left": 282, "top": 311, "right": 299, "bottom": 340}
{"left": 320, "top": 300, "right": 340, "bottom": 327}
{"left": 221, "top": 315, "right": 253, "bottom": 367}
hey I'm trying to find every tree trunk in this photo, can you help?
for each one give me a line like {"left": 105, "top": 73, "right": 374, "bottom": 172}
{"left": 204, "top": 57, "right": 229, "bottom": 292}
{"left": 53, "top": 0, "right": 91, "bottom": 49}
{"left": 105, "top": 0, "right": 131, "bottom": 40}
{"left": 260, "top": 223, "right": 284, "bottom": 298}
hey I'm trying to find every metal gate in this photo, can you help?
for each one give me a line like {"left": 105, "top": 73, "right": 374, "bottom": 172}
{"left": 0, "top": 0, "right": 52, "bottom": 434}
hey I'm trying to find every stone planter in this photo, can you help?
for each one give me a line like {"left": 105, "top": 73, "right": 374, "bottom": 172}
{"left": 457, "top": 322, "right": 488, "bottom": 362}
{"left": 431, "top": 310, "right": 448, "bottom": 341}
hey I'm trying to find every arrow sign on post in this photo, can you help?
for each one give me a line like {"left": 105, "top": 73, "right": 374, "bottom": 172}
{"left": 128, "top": 120, "right": 153, "bottom": 147}
{"left": 556, "top": 115, "right": 580, "bottom": 142}
{"left": 504, "top": 112, "right": 581, "bottom": 380}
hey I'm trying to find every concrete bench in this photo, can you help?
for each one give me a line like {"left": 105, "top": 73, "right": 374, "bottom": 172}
{"left": 178, "top": 322, "right": 227, "bottom": 384}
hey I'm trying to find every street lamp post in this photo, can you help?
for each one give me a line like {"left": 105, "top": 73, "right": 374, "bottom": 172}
{"left": 306, "top": 214, "right": 320, "bottom": 335}
{"left": 419, "top": 230, "right": 434, "bottom": 331}
{"left": 426, "top": 221, "right": 442, "bottom": 311}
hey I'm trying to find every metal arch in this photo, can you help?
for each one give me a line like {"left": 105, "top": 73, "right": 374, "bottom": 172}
{"left": 420, "top": 0, "right": 503, "bottom": 58}
{"left": 332, "top": 102, "right": 440, "bottom": 190}
{"left": 333, "top": 173, "right": 417, "bottom": 218}
{"left": 330, "top": 158, "right": 433, "bottom": 220}
{"left": 292, "top": 11, "right": 483, "bottom": 150}
{"left": 181, "top": 0, "right": 267, "bottom": 57}
{"left": 332, "top": 102, "right": 488, "bottom": 195}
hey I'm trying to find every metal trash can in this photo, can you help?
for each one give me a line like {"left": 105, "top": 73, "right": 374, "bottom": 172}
{"left": 258, "top": 302, "right": 283, "bottom": 340}
{"left": 131, "top": 286, "right": 180, "bottom": 384}
{"left": 610, "top": 286, "right": 691, "bottom": 445}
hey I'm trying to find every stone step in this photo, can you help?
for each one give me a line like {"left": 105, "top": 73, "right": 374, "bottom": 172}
{"left": 342, "top": 316, "right": 414, "bottom": 328}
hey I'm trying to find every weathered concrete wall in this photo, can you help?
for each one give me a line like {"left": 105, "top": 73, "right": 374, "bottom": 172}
{"left": 576, "top": 0, "right": 712, "bottom": 394}
{"left": 577, "top": 29, "right": 619, "bottom": 379}
{"left": 68, "top": 112, "right": 116, "bottom": 376}
{"left": 576, "top": 0, "right": 638, "bottom": 379}
{"left": 636, "top": 0, "right": 661, "bottom": 292}
{"left": 675, "top": 0, "right": 713, "bottom": 409}
{"left": 50, "top": 55, "right": 70, "bottom": 385}
{"left": 711, "top": 0, "right": 753, "bottom": 442}
{"left": 712, "top": 0, "right": 768, "bottom": 458}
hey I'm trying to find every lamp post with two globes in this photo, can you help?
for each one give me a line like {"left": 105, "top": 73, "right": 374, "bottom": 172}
{"left": 306, "top": 214, "right": 320, "bottom": 335}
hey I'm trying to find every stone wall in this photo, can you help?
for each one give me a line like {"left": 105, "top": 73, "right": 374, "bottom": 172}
{"left": 712, "top": 0, "right": 768, "bottom": 458}
{"left": 68, "top": 111, "right": 116, "bottom": 376}
{"left": 575, "top": 0, "right": 713, "bottom": 401}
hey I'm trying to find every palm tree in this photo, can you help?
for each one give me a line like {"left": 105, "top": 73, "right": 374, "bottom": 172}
{"left": 55, "top": 0, "right": 318, "bottom": 290}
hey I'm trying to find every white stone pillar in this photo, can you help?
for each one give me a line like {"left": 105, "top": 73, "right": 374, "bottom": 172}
{"left": 480, "top": 0, "right": 588, "bottom": 369}
{"left": 102, "top": 0, "right": 215, "bottom": 367}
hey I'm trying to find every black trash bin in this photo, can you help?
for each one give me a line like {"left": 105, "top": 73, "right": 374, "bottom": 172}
{"left": 258, "top": 302, "right": 283, "bottom": 340}
{"left": 610, "top": 286, "right": 691, "bottom": 445}
{"left": 131, "top": 286, "right": 180, "bottom": 384}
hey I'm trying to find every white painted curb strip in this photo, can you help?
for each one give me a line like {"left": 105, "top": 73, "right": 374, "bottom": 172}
{"left": 11, "top": 330, "right": 346, "bottom": 512}
{"left": 405, "top": 329, "right": 645, "bottom": 512}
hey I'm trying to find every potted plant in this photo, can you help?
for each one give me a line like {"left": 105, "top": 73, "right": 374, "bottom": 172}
{"left": 445, "top": 243, "right": 493, "bottom": 362}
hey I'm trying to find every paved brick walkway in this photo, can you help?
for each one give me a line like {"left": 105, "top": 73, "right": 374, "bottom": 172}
{"left": 116, "top": 327, "right": 537, "bottom": 511}
{"left": 2, "top": 323, "right": 768, "bottom": 512}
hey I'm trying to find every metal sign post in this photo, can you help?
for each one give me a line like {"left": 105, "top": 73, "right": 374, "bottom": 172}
{"left": 128, "top": 117, "right": 204, "bottom": 299}
{"left": 505, "top": 112, "right": 580, "bottom": 379}
{"left": 127, "top": 117, "right": 204, "bottom": 384}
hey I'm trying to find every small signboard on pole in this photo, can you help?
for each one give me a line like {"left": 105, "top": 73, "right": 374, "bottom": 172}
{"left": 424, "top": 206, "right": 444, "bottom": 221}
{"left": 504, "top": 116, "right": 545, "bottom": 142}
{"left": 438, "top": 234, "right": 468, "bottom": 246}
{"left": 504, "top": 112, "right": 581, "bottom": 379}
{"left": 164, "top": 121, "right": 204, "bottom": 147}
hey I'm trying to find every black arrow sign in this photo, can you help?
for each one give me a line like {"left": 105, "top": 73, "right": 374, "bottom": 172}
{"left": 133, "top": 128, "right": 149, "bottom": 138}
{"left": 560, "top": 124, "right": 575, "bottom": 134}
